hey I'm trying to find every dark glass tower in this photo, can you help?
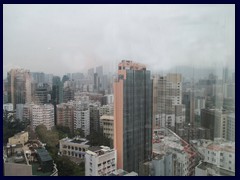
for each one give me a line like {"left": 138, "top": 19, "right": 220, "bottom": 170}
{"left": 114, "top": 60, "right": 152, "bottom": 173}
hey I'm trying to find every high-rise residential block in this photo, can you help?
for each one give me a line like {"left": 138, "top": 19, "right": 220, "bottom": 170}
{"left": 33, "top": 83, "right": 51, "bottom": 104}
{"left": 152, "top": 74, "right": 185, "bottom": 130}
{"left": 74, "top": 101, "right": 90, "bottom": 137}
{"left": 56, "top": 102, "right": 75, "bottom": 133}
{"left": 7, "top": 69, "right": 32, "bottom": 109}
{"left": 201, "top": 109, "right": 229, "bottom": 140}
{"left": 89, "top": 103, "right": 100, "bottom": 133}
{"left": 32, "top": 104, "right": 54, "bottom": 131}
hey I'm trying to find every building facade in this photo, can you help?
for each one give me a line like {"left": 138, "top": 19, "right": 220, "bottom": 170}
{"left": 100, "top": 115, "right": 114, "bottom": 140}
{"left": 89, "top": 103, "right": 100, "bottom": 133}
{"left": 114, "top": 60, "right": 152, "bottom": 173}
{"left": 74, "top": 101, "right": 90, "bottom": 137}
{"left": 56, "top": 102, "right": 75, "bottom": 133}
{"left": 59, "top": 137, "right": 90, "bottom": 159}
{"left": 152, "top": 74, "right": 185, "bottom": 130}
{"left": 32, "top": 104, "right": 54, "bottom": 130}
{"left": 85, "top": 146, "right": 116, "bottom": 176}
{"left": 7, "top": 69, "right": 32, "bottom": 109}
{"left": 8, "top": 131, "right": 29, "bottom": 145}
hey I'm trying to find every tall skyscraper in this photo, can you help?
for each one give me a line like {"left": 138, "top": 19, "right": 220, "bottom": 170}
{"left": 114, "top": 60, "right": 152, "bottom": 173}
{"left": 96, "top": 66, "right": 103, "bottom": 77}
{"left": 52, "top": 76, "right": 63, "bottom": 104}
{"left": 31, "top": 72, "right": 45, "bottom": 84}
{"left": 7, "top": 69, "right": 32, "bottom": 109}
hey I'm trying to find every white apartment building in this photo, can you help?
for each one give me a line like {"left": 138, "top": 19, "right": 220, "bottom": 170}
{"left": 85, "top": 146, "right": 117, "bottom": 176}
{"left": 32, "top": 104, "right": 54, "bottom": 130}
{"left": 74, "top": 102, "right": 90, "bottom": 137}
{"left": 59, "top": 137, "right": 90, "bottom": 159}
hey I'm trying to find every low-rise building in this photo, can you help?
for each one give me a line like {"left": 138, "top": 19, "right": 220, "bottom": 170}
{"left": 4, "top": 140, "right": 58, "bottom": 176}
{"left": 195, "top": 161, "right": 235, "bottom": 176}
{"left": 59, "top": 136, "right": 90, "bottom": 160}
{"left": 8, "top": 131, "right": 29, "bottom": 146}
{"left": 191, "top": 138, "right": 235, "bottom": 174}
{"left": 152, "top": 128, "right": 199, "bottom": 176}
{"left": 85, "top": 146, "right": 116, "bottom": 176}
{"left": 109, "top": 169, "right": 138, "bottom": 176}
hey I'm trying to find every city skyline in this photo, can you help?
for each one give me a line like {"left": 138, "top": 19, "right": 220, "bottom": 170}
{"left": 3, "top": 4, "right": 235, "bottom": 176}
{"left": 3, "top": 4, "right": 234, "bottom": 78}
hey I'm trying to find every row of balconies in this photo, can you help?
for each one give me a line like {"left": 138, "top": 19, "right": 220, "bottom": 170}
{"left": 62, "top": 145, "right": 87, "bottom": 152}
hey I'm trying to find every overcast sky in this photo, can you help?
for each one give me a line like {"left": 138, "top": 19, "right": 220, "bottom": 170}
{"left": 3, "top": 4, "right": 235, "bottom": 78}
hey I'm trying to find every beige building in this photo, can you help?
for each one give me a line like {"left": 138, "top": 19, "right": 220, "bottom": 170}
{"left": 100, "top": 115, "right": 114, "bottom": 140}
{"left": 8, "top": 131, "right": 29, "bottom": 146}
{"left": 152, "top": 73, "right": 185, "bottom": 129}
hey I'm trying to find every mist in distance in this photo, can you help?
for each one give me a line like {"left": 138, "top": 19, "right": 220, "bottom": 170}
{"left": 3, "top": 4, "right": 235, "bottom": 78}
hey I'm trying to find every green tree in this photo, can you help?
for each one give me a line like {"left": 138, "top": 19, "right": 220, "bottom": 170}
{"left": 86, "top": 131, "right": 111, "bottom": 147}
{"left": 3, "top": 110, "right": 26, "bottom": 144}
{"left": 74, "top": 128, "right": 85, "bottom": 138}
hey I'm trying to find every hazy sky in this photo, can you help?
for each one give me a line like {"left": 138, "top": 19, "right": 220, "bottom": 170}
{"left": 3, "top": 4, "right": 235, "bottom": 78}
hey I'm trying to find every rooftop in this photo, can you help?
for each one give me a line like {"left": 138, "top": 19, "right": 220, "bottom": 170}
{"left": 207, "top": 143, "right": 235, "bottom": 153}
{"left": 109, "top": 169, "right": 138, "bottom": 176}
{"left": 60, "top": 136, "right": 90, "bottom": 145}
{"left": 100, "top": 115, "right": 114, "bottom": 120}
{"left": 36, "top": 148, "right": 53, "bottom": 162}
{"left": 86, "top": 146, "right": 114, "bottom": 156}
{"left": 4, "top": 140, "right": 57, "bottom": 176}
{"left": 197, "top": 161, "right": 235, "bottom": 176}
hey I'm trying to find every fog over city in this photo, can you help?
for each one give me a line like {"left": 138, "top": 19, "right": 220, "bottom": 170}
{"left": 3, "top": 4, "right": 234, "bottom": 78}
